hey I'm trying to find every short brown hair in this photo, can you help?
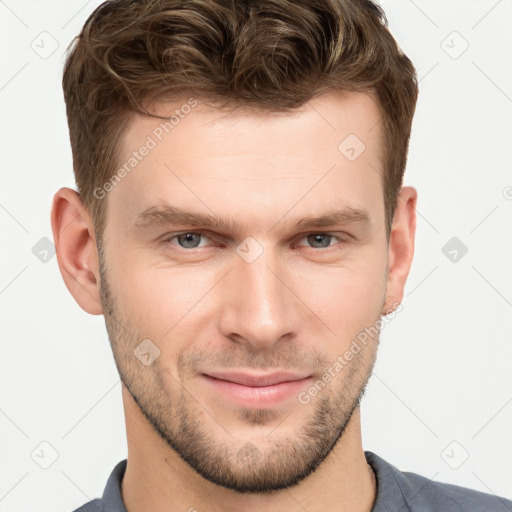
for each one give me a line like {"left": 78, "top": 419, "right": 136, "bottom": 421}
{"left": 62, "top": 0, "right": 418, "bottom": 241}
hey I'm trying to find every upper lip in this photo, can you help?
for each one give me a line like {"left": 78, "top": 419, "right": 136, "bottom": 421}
{"left": 203, "top": 371, "right": 311, "bottom": 387}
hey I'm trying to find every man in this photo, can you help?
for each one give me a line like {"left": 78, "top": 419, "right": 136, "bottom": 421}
{"left": 51, "top": 0, "right": 511, "bottom": 511}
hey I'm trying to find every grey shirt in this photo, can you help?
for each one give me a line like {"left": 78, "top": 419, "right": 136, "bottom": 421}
{"left": 72, "top": 451, "right": 512, "bottom": 511}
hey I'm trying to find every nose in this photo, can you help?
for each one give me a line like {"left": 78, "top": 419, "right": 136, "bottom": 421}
{"left": 217, "top": 246, "right": 302, "bottom": 351}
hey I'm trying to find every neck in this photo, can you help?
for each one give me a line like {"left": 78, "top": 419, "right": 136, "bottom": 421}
{"left": 121, "top": 388, "right": 376, "bottom": 512}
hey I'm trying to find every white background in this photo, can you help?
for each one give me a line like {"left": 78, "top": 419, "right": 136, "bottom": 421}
{"left": 1, "top": 1, "right": 511, "bottom": 510}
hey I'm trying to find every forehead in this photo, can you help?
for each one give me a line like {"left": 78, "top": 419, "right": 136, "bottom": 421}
{"left": 109, "top": 90, "right": 385, "bottom": 229}
{"left": 121, "top": 89, "right": 383, "bottom": 163}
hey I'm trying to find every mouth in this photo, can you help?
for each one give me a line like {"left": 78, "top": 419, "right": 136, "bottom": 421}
{"left": 200, "top": 370, "right": 313, "bottom": 407}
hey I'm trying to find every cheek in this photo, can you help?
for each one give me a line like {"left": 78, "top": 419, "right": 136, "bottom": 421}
{"left": 295, "top": 252, "right": 387, "bottom": 343}
{"left": 112, "top": 257, "right": 219, "bottom": 341}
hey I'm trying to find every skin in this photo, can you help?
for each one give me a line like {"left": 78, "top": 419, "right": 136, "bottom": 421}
{"left": 51, "top": 90, "right": 417, "bottom": 512}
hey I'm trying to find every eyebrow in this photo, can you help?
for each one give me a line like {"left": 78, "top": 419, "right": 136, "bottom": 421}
{"left": 132, "top": 205, "right": 370, "bottom": 234}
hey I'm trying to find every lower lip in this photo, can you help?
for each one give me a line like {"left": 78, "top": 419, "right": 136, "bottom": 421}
{"left": 201, "top": 375, "right": 312, "bottom": 407}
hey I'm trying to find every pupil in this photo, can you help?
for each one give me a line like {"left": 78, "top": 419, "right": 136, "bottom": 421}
{"left": 179, "top": 233, "right": 200, "bottom": 248}
{"left": 308, "top": 234, "right": 331, "bottom": 248}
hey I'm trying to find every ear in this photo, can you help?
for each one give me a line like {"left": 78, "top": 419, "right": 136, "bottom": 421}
{"left": 382, "top": 186, "right": 417, "bottom": 314}
{"left": 51, "top": 187, "right": 103, "bottom": 315}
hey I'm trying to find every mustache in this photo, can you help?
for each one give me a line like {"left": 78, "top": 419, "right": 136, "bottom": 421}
{"left": 177, "top": 345, "right": 331, "bottom": 374}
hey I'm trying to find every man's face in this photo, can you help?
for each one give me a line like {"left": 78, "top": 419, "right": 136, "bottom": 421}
{"left": 99, "top": 90, "right": 391, "bottom": 492}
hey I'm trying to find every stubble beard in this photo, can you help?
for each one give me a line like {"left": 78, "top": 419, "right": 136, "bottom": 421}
{"left": 98, "top": 254, "right": 379, "bottom": 494}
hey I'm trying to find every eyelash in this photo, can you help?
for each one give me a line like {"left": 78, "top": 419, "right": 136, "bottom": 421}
{"left": 160, "top": 231, "right": 346, "bottom": 252}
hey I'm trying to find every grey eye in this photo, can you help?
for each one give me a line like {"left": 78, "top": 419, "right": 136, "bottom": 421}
{"left": 177, "top": 233, "right": 203, "bottom": 248}
{"left": 307, "top": 234, "right": 332, "bottom": 248}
